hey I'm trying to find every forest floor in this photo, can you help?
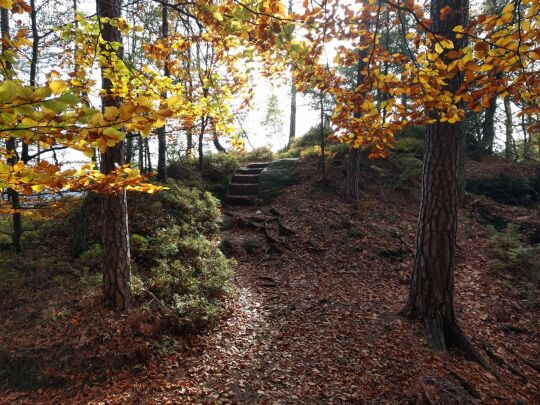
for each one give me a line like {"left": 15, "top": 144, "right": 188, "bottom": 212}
{"left": 1, "top": 155, "right": 539, "bottom": 404}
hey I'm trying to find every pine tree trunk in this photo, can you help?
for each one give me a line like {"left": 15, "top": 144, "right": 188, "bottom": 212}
{"left": 97, "top": 0, "right": 131, "bottom": 312}
{"left": 473, "top": 94, "right": 497, "bottom": 159}
{"left": 405, "top": 0, "right": 484, "bottom": 364}
{"left": 345, "top": 41, "right": 369, "bottom": 202}
{"left": 319, "top": 94, "right": 326, "bottom": 183}
{"left": 288, "top": 78, "right": 297, "bottom": 148}
{"left": 287, "top": 0, "right": 296, "bottom": 149}
{"left": 504, "top": 96, "right": 513, "bottom": 160}
{"left": 345, "top": 148, "right": 365, "bottom": 202}
{"left": 2, "top": 8, "right": 22, "bottom": 253}
{"left": 156, "top": 5, "right": 168, "bottom": 182}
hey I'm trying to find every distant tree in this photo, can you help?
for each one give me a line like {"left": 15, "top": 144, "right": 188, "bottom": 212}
{"left": 262, "top": 92, "right": 285, "bottom": 147}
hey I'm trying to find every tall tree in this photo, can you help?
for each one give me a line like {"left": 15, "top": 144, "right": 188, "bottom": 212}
{"left": 156, "top": 4, "right": 169, "bottom": 182}
{"left": 404, "top": 0, "right": 483, "bottom": 362}
{"left": 97, "top": 0, "right": 132, "bottom": 312}
{"left": 504, "top": 97, "right": 515, "bottom": 160}
{"left": 287, "top": 0, "right": 297, "bottom": 148}
{"left": 1, "top": 7, "right": 22, "bottom": 253}
{"left": 344, "top": 39, "right": 369, "bottom": 202}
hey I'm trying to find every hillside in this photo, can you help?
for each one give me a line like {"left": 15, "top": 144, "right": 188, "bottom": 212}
{"left": 1, "top": 154, "right": 538, "bottom": 404}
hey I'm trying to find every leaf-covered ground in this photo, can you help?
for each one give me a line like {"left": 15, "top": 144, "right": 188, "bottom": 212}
{"left": 1, "top": 156, "right": 539, "bottom": 404}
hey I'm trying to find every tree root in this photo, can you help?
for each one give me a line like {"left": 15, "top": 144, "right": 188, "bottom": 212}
{"left": 446, "top": 367, "right": 481, "bottom": 399}
{"left": 446, "top": 322, "right": 490, "bottom": 371}
{"left": 404, "top": 307, "right": 491, "bottom": 371}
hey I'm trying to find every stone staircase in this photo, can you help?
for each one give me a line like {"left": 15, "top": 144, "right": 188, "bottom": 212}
{"left": 225, "top": 162, "right": 270, "bottom": 205}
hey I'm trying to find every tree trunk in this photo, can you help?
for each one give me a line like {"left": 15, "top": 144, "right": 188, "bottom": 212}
{"left": 457, "top": 119, "right": 467, "bottom": 206}
{"left": 2, "top": 8, "right": 22, "bottom": 253}
{"left": 404, "top": 0, "right": 484, "bottom": 364}
{"left": 138, "top": 135, "right": 144, "bottom": 172}
{"left": 319, "top": 93, "right": 326, "bottom": 183}
{"left": 156, "top": 5, "right": 168, "bottom": 182}
{"left": 145, "top": 138, "right": 152, "bottom": 172}
{"left": 287, "top": 0, "right": 296, "bottom": 149}
{"left": 288, "top": 78, "right": 297, "bottom": 148}
{"left": 345, "top": 40, "right": 368, "bottom": 201}
{"left": 478, "top": 95, "right": 497, "bottom": 155}
{"left": 186, "top": 131, "right": 193, "bottom": 156}
{"left": 213, "top": 137, "right": 226, "bottom": 153}
{"left": 504, "top": 96, "right": 513, "bottom": 160}
{"left": 97, "top": 0, "right": 131, "bottom": 312}
{"left": 125, "top": 134, "right": 133, "bottom": 163}
{"left": 198, "top": 117, "right": 206, "bottom": 172}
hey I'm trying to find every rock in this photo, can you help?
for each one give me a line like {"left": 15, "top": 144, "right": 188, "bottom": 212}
{"left": 241, "top": 238, "right": 265, "bottom": 253}
{"left": 218, "top": 215, "right": 235, "bottom": 231}
{"left": 219, "top": 238, "right": 234, "bottom": 257}
{"left": 257, "top": 158, "right": 299, "bottom": 201}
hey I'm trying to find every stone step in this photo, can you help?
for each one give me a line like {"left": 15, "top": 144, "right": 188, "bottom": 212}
{"left": 228, "top": 182, "right": 258, "bottom": 195}
{"left": 231, "top": 174, "right": 260, "bottom": 184}
{"left": 236, "top": 167, "right": 265, "bottom": 175}
{"left": 225, "top": 195, "right": 255, "bottom": 206}
{"left": 247, "top": 162, "right": 270, "bottom": 169}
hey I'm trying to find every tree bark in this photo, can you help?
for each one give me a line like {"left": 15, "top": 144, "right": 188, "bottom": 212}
{"left": 404, "top": 0, "right": 484, "bottom": 364}
{"left": 156, "top": 4, "right": 168, "bottom": 182}
{"left": 345, "top": 39, "right": 369, "bottom": 202}
{"left": 477, "top": 95, "right": 497, "bottom": 155}
{"left": 138, "top": 134, "right": 144, "bottom": 172}
{"left": 2, "top": 8, "right": 22, "bottom": 253}
{"left": 287, "top": 0, "right": 296, "bottom": 149}
{"left": 319, "top": 93, "right": 326, "bottom": 183}
{"left": 97, "top": 0, "right": 131, "bottom": 312}
{"left": 213, "top": 137, "right": 226, "bottom": 152}
{"left": 288, "top": 78, "right": 297, "bottom": 148}
{"left": 504, "top": 96, "right": 514, "bottom": 160}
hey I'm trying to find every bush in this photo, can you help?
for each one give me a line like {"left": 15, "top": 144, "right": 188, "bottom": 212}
{"left": 168, "top": 153, "right": 240, "bottom": 197}
{"left": 488, "top": 225, "right": 540, "bottom": 282}
{"left": 133, "top": 228, "right": 234, "bottom": 333}
{"left": 389, "top": 155, "right": 423, "bottom": 195}
{"left": 236, "top": 146, "right": 274, "bottom": 162}
{"left": 79, "top": 243, "right": 102, "bottom": 271}
{"left": 289, "top": 126, "right": 324, "bottom": 149}
{"left": 394, "top": 136, "right": 425, "bottom": 159}
{"left": 158, "top": 181, "right": 221, "bottom": 239}
{"left": 467, "top": 173, "right": 539, "bottom": 207}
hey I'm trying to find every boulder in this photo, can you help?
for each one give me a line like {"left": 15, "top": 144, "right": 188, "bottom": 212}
{"left": 241, "top": 238, "right": 265, "bottom": 253}
{"left": 257, "top": 158, "right": 299, "bottom": 200}
{"left": 218, "top": 215, "right": 235, "bottom": 231}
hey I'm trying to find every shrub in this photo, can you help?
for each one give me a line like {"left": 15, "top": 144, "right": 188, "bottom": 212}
{"left": 167, "top": 153, "right": 240, "bottom": 196}
{"left": 328, "top": 142, "right": 349, "bottom": 158}
{"left": 289, "top": 126, "right": 324, "bottom": 149}
{"left": 389, "top": 155, "right": 423, "bottom": 195}
{"left": 133, "top": 227, "right": 234, "bottom": 333}
{"left": 466, "top": 173, "right": 539, "bottom": 206}
{"left": 488, "top": 225, "right": 540, "bottom": 282}
{"left": 236, "top": 146, "right": 274, "bottom": 162}
{"left": 79, "top": 243, "right": 102, "bottom": 271}
{"left": 158, "top": 181, "right": 221, "bottom": 239}
{"left": 394, "top": 136, "right": 425, "bottom": 159}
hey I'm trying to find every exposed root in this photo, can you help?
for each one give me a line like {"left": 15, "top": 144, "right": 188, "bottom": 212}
{"left": 446, "top": 322, "right": 491, "bottom": 372}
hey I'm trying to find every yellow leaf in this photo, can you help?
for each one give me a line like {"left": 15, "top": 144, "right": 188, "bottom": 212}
{"left": 212, "top": 11, "right": 223, "bottom": 21}
{"left": 49, "top": 80, "right": 68, "bottom": 95}
{"left": 478, "top": 64, "right": 493, "bottom": 72}
{"left": 0, "top": 0, "right": 13, "bottom": 9}
{"left": 434, "top": 43, "right": 443, "bottom": 54}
